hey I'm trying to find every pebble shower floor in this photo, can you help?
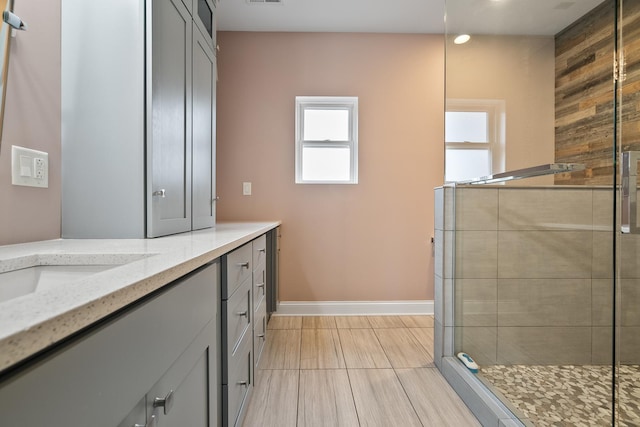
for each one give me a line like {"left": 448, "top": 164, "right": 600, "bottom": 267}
{"left": 480, "top": 365, "right": 640, "bottom": 426}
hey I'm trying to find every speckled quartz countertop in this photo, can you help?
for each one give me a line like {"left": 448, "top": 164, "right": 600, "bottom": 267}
{"left": 0, "top": 222, "right": 280, "bottom": 374}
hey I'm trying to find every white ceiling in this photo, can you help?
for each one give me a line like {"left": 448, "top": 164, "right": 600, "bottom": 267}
{"left": 217, "top": 0, "right": 606, "bottom": 36}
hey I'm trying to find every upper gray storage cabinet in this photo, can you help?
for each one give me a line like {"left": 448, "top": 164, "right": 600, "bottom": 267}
{"left": 61, "top": 0, "right": 217, "bottom": 238}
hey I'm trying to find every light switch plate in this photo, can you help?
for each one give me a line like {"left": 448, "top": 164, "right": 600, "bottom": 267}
{"left": 11, "top": 145, "right": 49, "bottom": 188}
{"left": 242, "top": 182, "right": 252, "bottom": 196}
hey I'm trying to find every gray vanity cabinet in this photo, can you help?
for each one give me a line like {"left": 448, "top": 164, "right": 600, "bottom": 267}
{"left": 61, "top": 0, "right": 217, "bottom": 238}
{"left": 221, "top": 243, "right": 254, "bottom": 427}
{"left": 252, "top": 235, "right": 268, "bottom": 371}
{"left": 0, "top": 261, "right": 219, "bottom": 427}
{"left": 220, "top": 233, "right": 272, "bottom": 426}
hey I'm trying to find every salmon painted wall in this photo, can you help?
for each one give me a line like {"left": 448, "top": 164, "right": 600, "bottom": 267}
{"left": 216, "top": 32, "right": 445, "bottom": 302}
{"left": 0, "top": 1, "right": 61, "bottom": 245}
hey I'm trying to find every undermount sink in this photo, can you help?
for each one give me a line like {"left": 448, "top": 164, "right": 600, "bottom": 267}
{"left": 0, "top": 253, "right": 154, "bottom": 304}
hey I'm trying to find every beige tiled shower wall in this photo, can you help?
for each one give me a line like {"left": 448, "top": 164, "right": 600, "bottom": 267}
{"left": 434, "top": 185, "right": 640, "bottom": 366}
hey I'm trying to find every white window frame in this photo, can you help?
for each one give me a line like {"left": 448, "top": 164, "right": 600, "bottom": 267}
{"left": 445, "top": 99, "right": 505, "bottom": 182}
{"left": 295, "top": 96, "right": 359, "bottom": 184}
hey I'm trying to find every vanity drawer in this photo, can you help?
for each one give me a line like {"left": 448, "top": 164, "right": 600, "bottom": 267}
{"left": 224, "top": 328, "right": 253, "bottom": 427}
{"left": 223, "top": 243, "right": 252, "bottom": 299}
{"left": 252, "top": 263, "right": 266, "bottom": 312}
{"left": 223, "top": 277, "right": 251, "bottom": 355}
{"left": 252, "top": 234, "right": 267, "bottom": 270}
{"left": 253, "top": 301, "right": 267, "bottom": 372}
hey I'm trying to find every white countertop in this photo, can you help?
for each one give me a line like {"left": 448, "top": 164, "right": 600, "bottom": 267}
{"left": 0, "top": 222, "right": 280, "bottom": 373}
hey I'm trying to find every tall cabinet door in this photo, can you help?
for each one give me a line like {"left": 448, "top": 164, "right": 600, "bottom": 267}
{"left": 147, "top": 0, "right": 193, "bottom": 237}
{"left": 192, "top": 24, "right": 217, "bottom": 230}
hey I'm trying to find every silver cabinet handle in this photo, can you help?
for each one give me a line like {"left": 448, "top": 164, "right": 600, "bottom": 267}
{"left": 237, "top": 380, "right": 248, "bottom": 387}
{"left": 212, "top": 196, "right": 220, "bottom": 204}
{"left": 237, "top": 310, "right": 248, "bottom": 317}
{"left": 237, "top": 262, "right": 249, "bottom": 269}
{"left": 258, "top": 333, "right": 265, "bottom": 339}
{"left": 152, "top": 189, "right": 166, "bottom": 198}
{"left": 622, "top": 151, "right": 640, "bottom": 234}
{"left": 256, "top": 282, "right": 265, "bottom": 288}
{"left": 153, "top": 390, "right": 174, "bottom": 415}
{"left": 258, "top": 248, "right": 266, "bottom": 253}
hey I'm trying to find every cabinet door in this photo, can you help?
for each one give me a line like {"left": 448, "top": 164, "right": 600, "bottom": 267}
{"left": 192, "top": 25, "right": 217, "bottom": 230}
{"left": 147, "top": 0, "right": 193, "bottom": 237}
{"left": 146, "top": 320, "right": 216, "bottom": 427}
{"left": 192, "top": 0, "right": 216, "bottom": 49}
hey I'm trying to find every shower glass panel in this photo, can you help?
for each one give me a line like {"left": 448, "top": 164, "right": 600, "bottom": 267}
{"left": 617, "top": 1, "right": 640, "bottom": 425}
{"left": 440, "top": 0, "right": 633, "bottom": 425}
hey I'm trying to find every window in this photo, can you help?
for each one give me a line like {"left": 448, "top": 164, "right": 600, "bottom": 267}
{"left": 295, "top": 96, "right": 358, "bottom": 184}
{"left": 445, "top": 99, "right": 505, "bottom": 182}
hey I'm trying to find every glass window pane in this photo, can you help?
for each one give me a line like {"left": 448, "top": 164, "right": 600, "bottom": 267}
{"left": 445, "top": 111, "right": 488, "bottom": 143}
{"left": 445, "top": 149, "right": 490, "bottom": 182}
{"left": 198, "top": 0, "right": 213, "bottom": 38}
{"left": 302, "top": 146, "right": 351, "bottom": 181}
{"left": 303, "top": 109, "right": 350, "bottom": 141}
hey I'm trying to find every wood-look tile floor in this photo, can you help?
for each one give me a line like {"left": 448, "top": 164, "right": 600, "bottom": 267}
{"left": 242, "top": 315, "right": 480, "bottom": 427}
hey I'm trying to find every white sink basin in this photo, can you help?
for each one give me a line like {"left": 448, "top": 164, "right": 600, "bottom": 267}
{"left": 0, "top": 253, "right": 154, "bottom": 303}
{"left": 0, "top": 265, "right": 116, "bottom": 303}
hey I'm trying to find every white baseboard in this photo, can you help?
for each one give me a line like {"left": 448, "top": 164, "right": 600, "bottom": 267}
{"left": 276, "top": 300, "right": 434, "bottom": 316}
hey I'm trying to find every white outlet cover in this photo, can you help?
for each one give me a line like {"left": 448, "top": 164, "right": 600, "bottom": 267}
{"left": 11, "top": 145, "right": 49, "bottom": 188}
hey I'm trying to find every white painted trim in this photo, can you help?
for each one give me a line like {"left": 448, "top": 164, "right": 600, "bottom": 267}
{"left": 276, "top": 300, "right": 434, "bottom": 316}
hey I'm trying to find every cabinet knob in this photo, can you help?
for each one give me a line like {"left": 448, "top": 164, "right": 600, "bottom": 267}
{"left": 237, "top": 262, "right": 249, "bottom": 269}
{"left": 153, "top": 390, "right": 174, "bottom": 415}
{"left": 152, "top": 189, "right": 166, "bottom": 198}
{"left": 212, "top": 196, "right": 220, "bottom": 204}
{"left": 236, "top": 310, "right": 248, "bottom": 317}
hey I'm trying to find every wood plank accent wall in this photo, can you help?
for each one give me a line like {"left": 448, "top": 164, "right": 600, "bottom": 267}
{"left": 555, "top": 1, "right": 616, "bottom": 185}
{"left": 555, "top": 0, "right": 640, "bottom": 185}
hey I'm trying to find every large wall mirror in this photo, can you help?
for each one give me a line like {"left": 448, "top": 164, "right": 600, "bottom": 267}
{"left": 0, "top": 0, "right": 14, "bottom": 151}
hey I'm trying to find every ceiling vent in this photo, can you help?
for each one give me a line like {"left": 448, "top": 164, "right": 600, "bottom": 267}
{"left": 247, "top": 0, "right": 282, "bottom": 4}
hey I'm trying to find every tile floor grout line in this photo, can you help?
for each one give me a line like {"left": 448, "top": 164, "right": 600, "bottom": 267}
{"left": 345, "top": 364, "right": 363, "bottom": 427}
{"left": 334, "top": 324, "right": 363, "bottom": 426}
{"left": 392, "top": 366, "right": 426, "bottom": 427}
{"left": 374, "top": 320, "right": 429, "bottom": 427}
{"left": 371, "top": 326, "right": 395, "bottom": 369}
{"left": 295, "top": 363, "right": 301, "bottom": 427}
{"left": 409, "top": 327, "right": 436, "bottom": 360}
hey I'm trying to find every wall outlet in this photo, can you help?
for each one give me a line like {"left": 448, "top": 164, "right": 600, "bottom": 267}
{"left": 242, "top": 182, "right": 252, "bottom": 196}
{"left": 11, "top": 145, "right": 49, "bottom": 188}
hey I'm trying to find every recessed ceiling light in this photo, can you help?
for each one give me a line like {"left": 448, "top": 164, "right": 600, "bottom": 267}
{"left": 454, "top": 34, "right": 471, "bottom": 44}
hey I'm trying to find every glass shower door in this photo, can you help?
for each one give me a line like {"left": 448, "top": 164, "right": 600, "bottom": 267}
{"left": 442, "top": 0, "right": 622, "bottom": 425}
{"left": 616, "top": 1, "right": 640, "bottom": 424}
